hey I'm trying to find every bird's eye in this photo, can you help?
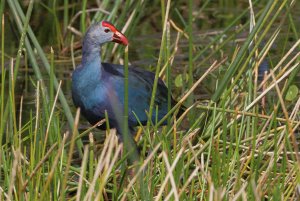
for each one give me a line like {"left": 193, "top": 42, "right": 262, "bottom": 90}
{"left": 104, "top": 28, "right": 110, "bottom": 33}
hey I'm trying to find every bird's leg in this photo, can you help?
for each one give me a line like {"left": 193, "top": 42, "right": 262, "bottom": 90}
{"left": 115, "top": 126, "right": 141, "bottom": 164}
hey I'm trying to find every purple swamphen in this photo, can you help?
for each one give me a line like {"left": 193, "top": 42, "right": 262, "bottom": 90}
{"left": 72, "top": 21, "right": 179, "bottom": 138}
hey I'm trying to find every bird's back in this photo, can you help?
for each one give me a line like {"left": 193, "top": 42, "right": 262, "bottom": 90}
{"left": 102, "top": 63, "right": 171, "bottom": 126}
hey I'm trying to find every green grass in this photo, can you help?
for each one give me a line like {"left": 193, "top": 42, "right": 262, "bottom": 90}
{"left": 1, "top": 0, "right": 300, "bottom": 200}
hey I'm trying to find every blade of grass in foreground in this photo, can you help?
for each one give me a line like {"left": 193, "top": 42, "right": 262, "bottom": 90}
{"left": 187, "top": 0, "right": 194, "bottom": 122}
{"left": 122, "top": 45, "right": 150, "bottom": 199}
{"left": 0, "top": 13, "right": 5, "bottom": 177}
{"left": 122, "top": 45, "right": 139, "bottom": 163}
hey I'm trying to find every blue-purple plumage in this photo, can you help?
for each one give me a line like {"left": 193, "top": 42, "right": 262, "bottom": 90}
{"left": 72, "top": 21, "right": 179, "bottom": 135}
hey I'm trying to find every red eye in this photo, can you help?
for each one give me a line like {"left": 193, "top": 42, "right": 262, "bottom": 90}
{"left": 104, "top": 28, "right": 110, "bottom": 33}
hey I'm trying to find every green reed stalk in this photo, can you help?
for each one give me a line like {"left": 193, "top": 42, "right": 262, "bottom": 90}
{"left": 123, "top": 46, "right": 138, "bottom": 162}
{"left": 166, "top": 22, "right": 171, "bottom": 127}
{"left": 123, "top": 46, "right": 129, "bottom": 143}
{"left": 61, "top": 109, "right": 80, "bottom": 201}
{"left": 0, "top": 14, "right": 5, "bottom": 152}
{"left": 9, "top": 60, "right": 17, "bottom": 145}
{"left": 113, "top": 0, "right": 131, "bottom": 28}
{"left": 187, "top": 0, "right": 194, "bottom": 121}
{"left": 0, "top": 1, "right": 4, "bottom": 33}
{"left": 12, "top": 0, "right": 33, "bottom": 82}
{"left": 93, "top": 0, "right": 109, "bottom": 22}
{"left": 104, "top": 110, "right": 110, "bottom": 133}
{"left": 81, "top": 0, "right": 87, "bottom": 33}
{"left": 89, "top": 133, "right": 94, "bottom": 185}
{"left": 160, "top": 0, "right": 172, "bottom": 128}
{"left": 45, "top": 47, "right": 59, "bottom": 147}
{"left": 52, "top": 0, "right": 63, "bottom": 48}
{"left": 76, "top": 146, "right": 89, "bottom": 201}
{"left": 50, "top": 47, "right": 54, "bottom": 108}
{"left": 107, "top": 0, "right": 121, "bottom": 22}
{"left": 63, "top": 0, "right": 69, "bottom": 32}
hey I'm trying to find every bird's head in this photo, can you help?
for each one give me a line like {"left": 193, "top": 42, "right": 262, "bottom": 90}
{"left": 84, "top": 21, "right": 128, "bottom": 46}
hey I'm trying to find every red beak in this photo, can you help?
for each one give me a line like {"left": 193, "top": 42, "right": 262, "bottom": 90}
{"left": 112, "top": 31, "right": 128, "bottom": 46}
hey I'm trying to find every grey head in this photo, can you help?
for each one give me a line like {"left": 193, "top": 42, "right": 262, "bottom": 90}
{"left": 83, "top": 21, "right": 128, "bottom": 46}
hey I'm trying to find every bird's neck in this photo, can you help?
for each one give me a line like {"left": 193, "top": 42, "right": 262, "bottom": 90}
{"left": 82, "top": 39, "right": 102, "bottom": 67}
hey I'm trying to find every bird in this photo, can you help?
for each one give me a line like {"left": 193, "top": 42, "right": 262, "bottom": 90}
{"left": 72, "top": 21, "right": 180, "bottom": 139}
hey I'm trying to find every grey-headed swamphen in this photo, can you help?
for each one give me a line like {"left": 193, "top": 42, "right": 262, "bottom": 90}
{"left": 72, "top": 21, "right": 180, "bottom": 139}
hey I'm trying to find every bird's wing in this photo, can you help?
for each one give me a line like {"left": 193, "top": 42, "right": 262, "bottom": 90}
{"left": 102, "top": 63, "right": 169, "bottom": 125}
